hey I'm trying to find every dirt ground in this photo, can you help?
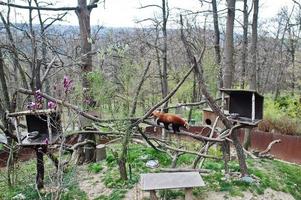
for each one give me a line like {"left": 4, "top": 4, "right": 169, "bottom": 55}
{"left": 77, "top": 166, "right": 112, "bottom": 199}
{"left": 77, "top": 165, "right": 295, "bottom": 200}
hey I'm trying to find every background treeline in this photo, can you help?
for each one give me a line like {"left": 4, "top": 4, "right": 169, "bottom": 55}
{"left": 0, "top": 1, "right": 301, "bottom": 135}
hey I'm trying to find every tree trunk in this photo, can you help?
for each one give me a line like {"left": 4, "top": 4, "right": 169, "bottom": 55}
{"left": 161, "top": 0, "right": 169, "bottom": 140}
{"left": 118, "top": 159, "right": 128, "bottom": 180}
{"left": 223, "top": 0, "right": 236, "bottom": 88}
{"left": 249, "top": 0, "right": 259, "bottom": 90}
{"left": 243, "top": 128, "right": 251, "bottom": 150}
{"left": 244, "top": 0, "right": 257, "bottom": 149}
{"left": 0, "top": 13, "right": 28, "bottom": 89}
{"left": 212, "top": 0, "right": 222, "bottom": 89}
{"left": 241, "top": 0, "right": 248, "bottom": 89}
{"left": 76, "top": 0, "right": 97, "bottom": 164}
{"left": 222, "top": 0, "right": 236, "bottom": 173}
{"left": 162, "top": 0, "right": 168, "bottom": 102}
{"left": 0, "top": 49, "right": 10, "bottom": 110}
{"left": 232, "top": 130, "right": 248, "bottom": 176}
{"left": 118, "top": 129, "right": 131, "bottom": 180}
{"left": 288, "top": 26, "right": 297, "bottom": 95}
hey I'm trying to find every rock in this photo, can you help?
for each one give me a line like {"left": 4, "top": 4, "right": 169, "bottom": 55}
{"left": 12, "top": 193, "right": 26, "bottom": 200}
{"left": 241, "top": 176, "right": 255, "bottom": 183}
{"left": 146, "top": 160, "right": 159, "bottom": 168}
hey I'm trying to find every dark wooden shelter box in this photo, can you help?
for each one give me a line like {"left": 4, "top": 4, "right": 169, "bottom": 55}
{"left": 8, "top": 109, "right": 62, "bottom": 146}
{"left": 220, "top": 89, "right": 264, "bottom": 126}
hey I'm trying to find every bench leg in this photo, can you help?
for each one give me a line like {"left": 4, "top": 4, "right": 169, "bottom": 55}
{"left": 185, "top": 188, "right": 193, "bottom": 200}
{"left": 150, "top": 190, "right": 158, "bottom": 200}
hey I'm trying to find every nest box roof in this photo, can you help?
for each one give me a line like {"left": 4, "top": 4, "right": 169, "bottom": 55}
{"left": 220, "top": 88, "right": 263, "bottom": 98}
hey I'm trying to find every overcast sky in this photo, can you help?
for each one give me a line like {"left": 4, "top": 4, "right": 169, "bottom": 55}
{"left": 2, "top": 0, "right": 295, "bottom": 27}
{"left": 75, "top": 0, "right": 294, "bottom": 27}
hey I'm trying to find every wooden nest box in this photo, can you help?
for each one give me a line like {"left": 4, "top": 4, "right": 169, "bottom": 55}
{"left": 8, "top": 109, "right": 62, "bottom": 146}
{"left": 220, "top": 89, "right": 264, "bottom": 126}
{"left": 203, "top": 89, "right": 264, "bottom": 127}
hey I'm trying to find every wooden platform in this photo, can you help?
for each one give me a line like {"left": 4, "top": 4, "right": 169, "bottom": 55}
{"left": 140, "top": 172, "right": 205, "bottom": 200}
{"left": 228, "top": 116, "right": 261, "bottom": 126}
{"left": 19, "top": 132, "right": 60, "bottom": 146}
{"left": 8, "top": 109, "right": 57, "bottom": 117}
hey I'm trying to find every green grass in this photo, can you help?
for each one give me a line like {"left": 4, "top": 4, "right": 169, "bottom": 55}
{"left": 102, "top": 144, "right": 171, "bottom": 190}
{"left": 197, "top": 159, "right": 301, "bottom": 200}
{"left": 1, "top": 144, "right": 301, "bottom": 200}
{"left": 101, "top": 144, "right": 301, "bottom": 200}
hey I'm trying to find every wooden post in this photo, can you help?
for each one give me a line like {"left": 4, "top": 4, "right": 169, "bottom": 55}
{"left": 96, "top": 144, "right": 106, "bottom": 161}
{"left": 252, "top": 92, "right": 255, "bottom": 121}
{"left": 36, "top": 146, "right": 45, "bottom": 189}
{"left": 13, "top": 117, "right": 21, "bottom": 144}
{"left": 47, "top": 114, "right": 52, "bottom": 144}
{"left": 149, "top": 190, "right": 158, "bottom": 200}
{"left": 221, "top": 91, "right": 225, "bottom": 112}
{"left": 185, "top": 188, "right": 193, "bottom": 200}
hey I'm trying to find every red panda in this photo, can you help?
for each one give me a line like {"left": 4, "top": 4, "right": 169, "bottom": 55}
{"left": 151, "top": 111, "right": 189, "bottom": 133}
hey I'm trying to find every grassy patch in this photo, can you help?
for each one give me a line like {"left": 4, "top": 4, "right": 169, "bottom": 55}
{"left": 0, "top": 156, "right": 88, "bottom": 200}
{"left": 88, "top": 163, "right": 103, "bottom": 173}
{"left": 102, "top": 143, "right": 171, "bottom": 190}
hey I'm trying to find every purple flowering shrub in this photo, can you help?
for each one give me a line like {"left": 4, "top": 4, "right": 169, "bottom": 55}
{"left": 27, "top": 76, "right": 72, "bottom": 110}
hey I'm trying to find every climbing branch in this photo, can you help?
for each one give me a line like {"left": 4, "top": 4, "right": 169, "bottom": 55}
{"left": 142, "top": 120, "right": 224, "bottom": 142}
{"left": 166, "top": 98, "right": 222, "bottom": 109}
{"left": 135, "top": 65, "right": 194, "bottom": 125}
{"left": 17, "top": 88, "right": 139, "bottom": 123}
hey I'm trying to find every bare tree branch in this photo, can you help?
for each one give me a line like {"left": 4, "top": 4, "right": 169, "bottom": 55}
{"left": 166, "top": 98, "right": 222, "bottom": 109}
{"left": 130, "top": 61, "right": 151, "bottom": 117}
{"left": 41, "top": 56, "right": 57, "bottom": 84}
{"left": 138, "top": 4, "right": 162, "bottom": 9}
{"left": 0, "top": 1, "right": 97, "bottom": 11}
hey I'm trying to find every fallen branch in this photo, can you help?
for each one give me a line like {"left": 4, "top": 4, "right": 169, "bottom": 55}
{"left": 159, "top": 143, "right": 220, "bottom": 160}
{"left": 160, "top": 168, "right": 211, "bottom": 173}
{"left": 259, "top": 139, "right": 281, "bottom": 156}
{"left": 243, "top": 148, "right": 258, "bottom": 159}
{"left": 66, "top": 130, "right": 121, "bottom": 137}
{"left": 105, "top": 137, "right": 122, "bottom": 145}
{"left": 71, "top": 139, "right": 95, "bottom": 150}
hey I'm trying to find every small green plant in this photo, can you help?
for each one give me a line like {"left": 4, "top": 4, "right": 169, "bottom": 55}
{"left": 88, "top": 163, "right": 103, "bottom": 173}
{"left": 159, "top": 189, "right": 184, "bottom": 200}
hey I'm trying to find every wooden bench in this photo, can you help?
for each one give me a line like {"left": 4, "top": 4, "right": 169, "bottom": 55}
{"left": 140, "top": 172, "right": 205, "bottom": 200}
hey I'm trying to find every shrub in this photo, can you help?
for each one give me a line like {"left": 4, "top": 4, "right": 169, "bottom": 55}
{"left": 260, "top": 96, "right": 301, "bottom": 135}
